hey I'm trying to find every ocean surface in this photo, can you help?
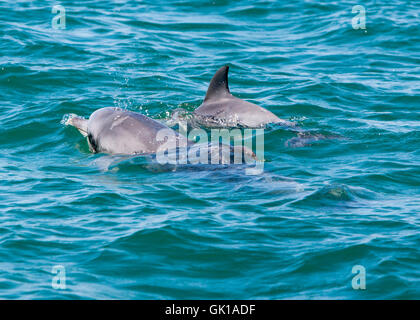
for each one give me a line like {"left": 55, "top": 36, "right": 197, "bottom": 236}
{"left": 0, "top": 0, "right": 419, "bottom": 299}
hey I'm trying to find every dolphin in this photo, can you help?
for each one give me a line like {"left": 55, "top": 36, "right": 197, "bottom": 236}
{"left": 193, "top": 65, "right": 291, "bottom": 128}
{"left": 65, "top": 107, "right": 187, "bottom": 155}
{"left": 65, "top": 107, "right": 256, "bottom": 164}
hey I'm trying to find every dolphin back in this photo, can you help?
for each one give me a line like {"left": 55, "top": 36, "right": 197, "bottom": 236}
{"left": 194, "top": 66, "right": 282, "bottom": 128}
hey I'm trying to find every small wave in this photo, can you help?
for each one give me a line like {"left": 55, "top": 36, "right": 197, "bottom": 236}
{"left": 291, "top": 184, "right": 376, "bottom": 208}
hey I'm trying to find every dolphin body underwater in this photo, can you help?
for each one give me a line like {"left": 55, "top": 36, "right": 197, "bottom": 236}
{"left": 193, "top": 66, "right": 291, "bottom": 128}
{"left": 65, "top": 107, "right": 256, "bottom": 164}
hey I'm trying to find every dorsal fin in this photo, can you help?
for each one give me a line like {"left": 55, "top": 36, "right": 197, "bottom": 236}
{"left": 204, "top": 65, "right": 231, "bottom": 101}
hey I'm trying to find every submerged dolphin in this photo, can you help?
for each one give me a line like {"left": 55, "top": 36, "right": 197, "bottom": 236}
{"left": 193, "top": 66, "right": 290, "bottom": 128}
{"left": 65, "top": 107, "right": 187, "bottom": 155}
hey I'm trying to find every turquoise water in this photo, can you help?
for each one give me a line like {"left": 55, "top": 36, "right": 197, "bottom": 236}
{"left": 1, "top": 0, "right": 419, "bottom": 299}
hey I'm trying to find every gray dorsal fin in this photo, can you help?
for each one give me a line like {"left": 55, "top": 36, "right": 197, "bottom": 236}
{"left": 204, "top": 65, "right": 231, "bottom": 101}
